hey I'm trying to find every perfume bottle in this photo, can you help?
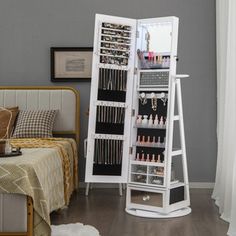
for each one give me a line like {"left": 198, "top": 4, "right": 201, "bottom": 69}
{"left": 142, "top": 115, "right": 148, "bottom": 125}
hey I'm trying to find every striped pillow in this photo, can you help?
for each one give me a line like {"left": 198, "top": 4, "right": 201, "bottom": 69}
{"left": 12, "top": 110, "right": 57, "bottom": 138}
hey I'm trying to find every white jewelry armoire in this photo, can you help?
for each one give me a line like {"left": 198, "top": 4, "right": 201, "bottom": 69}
{"left": 85, "top": 14, "right": 191, "bottom": 217}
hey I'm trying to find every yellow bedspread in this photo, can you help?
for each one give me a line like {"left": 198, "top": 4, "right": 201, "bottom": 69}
{"left": 0, "top": 138, "right": 78, "bottom": 236}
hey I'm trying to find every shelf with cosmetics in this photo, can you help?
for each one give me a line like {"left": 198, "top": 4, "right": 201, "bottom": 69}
{"left": 128, "top": 91, "right": 168, "bottom": 190}
{"left": 126, "top": 16, "right": 191, "bottom": 218}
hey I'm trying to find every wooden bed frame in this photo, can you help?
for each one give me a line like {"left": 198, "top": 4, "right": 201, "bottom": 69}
{"left": 0, "top": 86, "right": 80, "bottom": 236}
{"left": 0, "top": 197, "right": 33, "bottom": 236}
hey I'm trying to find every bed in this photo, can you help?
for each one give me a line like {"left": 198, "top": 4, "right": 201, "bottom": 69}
{"left": 0, "top": 86, "right": 80, "bottom": 236}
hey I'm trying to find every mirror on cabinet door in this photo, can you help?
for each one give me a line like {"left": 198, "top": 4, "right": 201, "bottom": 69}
{"left": 137, "top": 21, "right": 173, "bottom": 70}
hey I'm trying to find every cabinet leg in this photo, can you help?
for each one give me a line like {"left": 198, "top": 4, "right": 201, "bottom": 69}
{"left": 122, "top": 183, "right": 126, "bottom": 190}
{"left": 85, "top": 183, "right": 90, "bottom": 196}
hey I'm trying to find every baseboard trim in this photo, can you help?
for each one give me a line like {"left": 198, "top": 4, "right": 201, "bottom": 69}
{"left": 79, "top": 182, "right": 215, "bottom": 189}
{"left": 189, "top": 182, "right": 214, "bottom": 189}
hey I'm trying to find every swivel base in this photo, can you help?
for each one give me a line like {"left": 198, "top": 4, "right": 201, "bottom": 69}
{"left": 125, "top": 207, "right": 191, "bottom": 218}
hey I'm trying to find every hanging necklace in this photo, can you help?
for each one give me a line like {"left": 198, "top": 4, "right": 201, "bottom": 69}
{"left": 151, "top": 93, "right": 157, "bottom": 111}
{"left": 139, "top": 92, "right": 147, "bottom": 105}
{"left": 160, "top": 92, "right": 167, "bottom": 106}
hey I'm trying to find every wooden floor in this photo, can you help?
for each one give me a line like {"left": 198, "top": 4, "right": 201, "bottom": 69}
{"left": 51, "top": 188, "right": 229, "bottom": 236}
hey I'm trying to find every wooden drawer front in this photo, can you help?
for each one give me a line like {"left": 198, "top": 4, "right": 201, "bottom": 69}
{"left": 131, "top": 189, "right": 163, "bottom": 207}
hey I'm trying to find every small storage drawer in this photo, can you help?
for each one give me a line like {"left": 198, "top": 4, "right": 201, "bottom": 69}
{"left": 131, "top": 173, "right": 147, "bottom": 184}
{"left": 129, "top": 188, "right": 164, "bottom": 208}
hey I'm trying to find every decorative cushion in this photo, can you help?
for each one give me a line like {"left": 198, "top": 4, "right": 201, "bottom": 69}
{"left": 0, "top": 107, "right": 19, "bottom": 139}
{"left": 12, "top": 110, "right": 57, "bottom": 138}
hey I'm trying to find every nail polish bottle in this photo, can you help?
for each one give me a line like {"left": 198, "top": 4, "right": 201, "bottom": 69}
{"left": 159, "top": 116, "right": 164, "bottom": 126}
{"left": 157, "top": 154, "right": 161, "bottom": 163}
{"left": 154, "top": 114, "right": 159, "bottom": 126}
{"left": 151, "top": 154, "right": 156, "bottom": 162}
{"left": 141, "top": 135, "right": 145, "bottom": 144}
{"left": 136, "top": 153, "right": 140, "bottom": 161}
{"left": 154, "top": 53, "right": 157, "bottom": 65}
{"left": 148, "top": 114, "right": 153, "bottom": 126}
{"left": 152, "top": 136, "right": 156, "bottom": 143}
{"left": 147, "top": 136, "right": 150, "bottom": 144}
{"left": 141, "top": 153, "right": 145, "bottom": 161}
{"left": 146, "top": 154, "right": 150, "bottom": 162}
{"left": 157, "top": 137, "right": 161, "bottom": 147}
{"left": 137, "top": 135, "right": 141, "bottom": 144}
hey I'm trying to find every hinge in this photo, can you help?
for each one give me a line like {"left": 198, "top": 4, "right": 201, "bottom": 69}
{"left": 134, "top": 67, "right": 138, "bottom": 75}
{"left": 129, "top": 147, "right": 133, "bottom": 155}
{"left": 136, "top": 31, "right": 139, "bottom": 38}
{"left": 132, "top": 109, "right": 135, "bottom": 117}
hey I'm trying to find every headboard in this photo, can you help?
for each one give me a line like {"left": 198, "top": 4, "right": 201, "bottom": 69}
{"left": 0, "top": 86, "right": 80, "bottom": 143}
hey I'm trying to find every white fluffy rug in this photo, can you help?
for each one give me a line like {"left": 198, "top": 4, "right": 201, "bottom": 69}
{"left": 51, "top": 223, "right": 100, "bottom": 236}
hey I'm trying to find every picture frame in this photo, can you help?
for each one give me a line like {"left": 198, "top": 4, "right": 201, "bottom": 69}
{"left": 50, "top": 47, "right": 93, "bottom": 81}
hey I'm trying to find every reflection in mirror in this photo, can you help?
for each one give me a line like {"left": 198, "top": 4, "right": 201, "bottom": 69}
{"left": 137, "top": 22, "right": 172, "bottom": 70}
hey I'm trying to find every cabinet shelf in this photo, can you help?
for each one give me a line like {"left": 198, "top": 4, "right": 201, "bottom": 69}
{"left": 131, "top": 160, "right": 165, "bottom": 167}
{"left": 134, "top": 142, "right": 165, "bottom": 149}
{"left": 129, "top": 181, "right": 164, "bottom": 187}
{"left": 101, "top": 27, "right": 131, "bottom": 33}
{"left": 99, "top": 53, "right": 129, "bottom": 59}
{"left": 101, "top": 33, "right": 131, "bottom": 40}
{"left": 100, "top": 47, "right": 129, "bottom": 53}
{"left": 170, "top": 181, "right": 185, "bottom": 189}
{"left": 131, "top": 172, "right": 147, "bottom": 175}
{"left": 131, "top": 172, "right": 164, "bottom": 178}
{"left": 135, "top": 124, "right": 166, "bottom": 130}
{"left": 100, "top": 40, "right": 131, "bottom": 46}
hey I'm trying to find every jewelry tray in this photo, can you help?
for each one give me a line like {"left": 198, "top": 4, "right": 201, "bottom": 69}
{"left": 0, "top": 150, "right": 22, "bottom": 158}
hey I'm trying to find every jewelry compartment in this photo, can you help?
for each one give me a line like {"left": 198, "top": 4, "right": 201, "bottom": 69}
{"left": 92, "top": 138, "right": 123, "bottom": 176}
{"left": 95, "top": 106, "right": 125, "bottom": 135}
{"left": 97, "top": 68, "right": 128, "bottom": 102}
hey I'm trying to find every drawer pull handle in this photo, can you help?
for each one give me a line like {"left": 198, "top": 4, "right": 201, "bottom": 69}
{"left": 143, "top": 195, "right": 150, "bottom": 201}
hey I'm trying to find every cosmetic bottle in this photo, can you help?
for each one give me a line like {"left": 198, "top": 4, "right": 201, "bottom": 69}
{"left": 142, "top": 115, "right": 148, "bottom": 125}
{"left": 148, "top": 114, "right": 153, "bottom": 126}
{"left": 137, "top": 115, "right": 142, "bottom": 124}
{"left": 154, "top": 114, "right": 159, "bottom": 126}
{"left": 151, "top": 154, "right": 155, "bottom": 162}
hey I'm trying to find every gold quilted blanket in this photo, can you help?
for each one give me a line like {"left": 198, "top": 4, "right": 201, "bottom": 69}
{"left": 0, "top": 138, "right": 78, "bottom": 236}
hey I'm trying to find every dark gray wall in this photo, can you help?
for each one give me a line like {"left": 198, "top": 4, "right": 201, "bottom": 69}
{"left": 0, "top": 0, "right": 216, "bottom": 182}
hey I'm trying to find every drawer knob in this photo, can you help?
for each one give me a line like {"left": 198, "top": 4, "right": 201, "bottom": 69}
{"left": 143, "top": 195, "right": 150, "bottom": 201}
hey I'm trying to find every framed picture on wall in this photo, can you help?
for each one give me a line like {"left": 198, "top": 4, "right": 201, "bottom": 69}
{"left": 50, "top": 47, "right": 93, "bottom": 81}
